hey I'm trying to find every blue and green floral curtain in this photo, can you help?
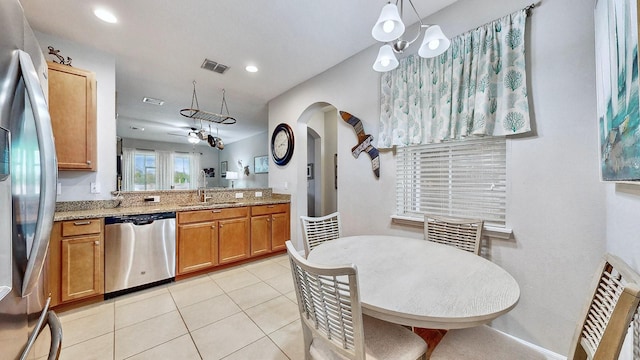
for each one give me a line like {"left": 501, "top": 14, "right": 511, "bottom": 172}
{"left": 378, "top": 9, "right": 531, "bottom": 148}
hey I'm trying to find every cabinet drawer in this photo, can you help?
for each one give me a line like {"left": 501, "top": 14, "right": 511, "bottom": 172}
{"left": 61, "top": 219, "right": 102, "bottom": 237}
{"left": 251, "top": 204, "right": 289, "bottom": 216}
{"left": 211, "top": 207, "right": 248, "bottom": 220}
{"left": 179, "top": 207, "right": 249, "bottom": 224}
{"left": 178, "top": 210, "right": 214, "bottom": 224}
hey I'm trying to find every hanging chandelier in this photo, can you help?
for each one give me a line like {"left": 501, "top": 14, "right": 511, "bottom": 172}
{"left": 372, "top": 0, "right": 450, "bottom": 72}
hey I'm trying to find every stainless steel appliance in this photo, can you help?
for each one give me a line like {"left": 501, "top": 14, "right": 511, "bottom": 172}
{"left": 104, "top": 212, "right": 176, "bottom": 296}
{"left": 0, "top": 1, "right": 62, "bottom": 359}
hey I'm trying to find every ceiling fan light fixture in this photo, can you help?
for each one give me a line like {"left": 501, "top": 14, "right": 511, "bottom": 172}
{"left": 187, "top": 132, "right": 200, "bottom": 144}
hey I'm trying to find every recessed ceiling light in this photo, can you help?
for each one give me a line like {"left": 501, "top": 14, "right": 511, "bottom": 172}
{"left": 245, "top": 65, "right": 258, "bottom": 73}
{"left": 94, "top": 8, "right": 118, "bottom": 24}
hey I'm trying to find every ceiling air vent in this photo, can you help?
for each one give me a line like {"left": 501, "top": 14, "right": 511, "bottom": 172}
{"left": 201, "top": 59, "right": 229, "bottom": 74}
{"left": 142, "top": 97, "right": 165, "bottom": 106}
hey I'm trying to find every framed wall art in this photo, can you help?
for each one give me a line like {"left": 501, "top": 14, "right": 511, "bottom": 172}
{"left": 254, "top": 155, "right": 268, "bottom": 174}
{"left": 595, "top": 0, "right": 640, "bottom": 181}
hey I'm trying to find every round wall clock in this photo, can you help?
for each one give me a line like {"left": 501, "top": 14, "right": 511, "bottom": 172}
{"left": 271, "top": 123, "right": 294, "bottom": 166}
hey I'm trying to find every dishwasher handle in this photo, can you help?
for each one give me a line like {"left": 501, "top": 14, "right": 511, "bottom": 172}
{"left": 132, "top": 219, "right": 154, "bottom": 226}
{"left": 105, "top": 212, "right": 175, "bottom": 225}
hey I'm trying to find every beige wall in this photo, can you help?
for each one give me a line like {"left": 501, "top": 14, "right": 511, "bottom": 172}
{"left": 268, "top": 0, "right": 610, "bottom": 356}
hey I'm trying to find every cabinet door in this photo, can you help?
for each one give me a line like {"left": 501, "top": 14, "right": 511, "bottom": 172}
{"left": 60, "top": 234, "right": 103, "bottom": 302}
{"left": 48, "top": 62, "right": 97, "bottom": 171}
{"left": 177, "top": 222, "right": 217, "bottom": 275}
{"left": 271, "top": 212, "right": 290, "bottom": 251}
{"left": 250, "top": 215, "right": 271, "bottom": 256}
{"left": 218, "top": 217, "right": 250, "bottom": 264}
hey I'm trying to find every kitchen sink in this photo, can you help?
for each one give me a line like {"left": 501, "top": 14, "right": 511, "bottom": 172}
{"left": 178, "top": 202, "right": 238, "bottom": 207}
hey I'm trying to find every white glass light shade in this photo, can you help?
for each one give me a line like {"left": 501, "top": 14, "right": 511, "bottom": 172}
{"left": 187, "top": 133, "right": 200, "bottom": 144}
{"left": 418, "top": 25, "right": 450, "bottom": 58}
{"left": 373, "top": 45, "right": 399, "bottom": 72}
{"left": 371, "top": 3, "right": 405, "bottom": 42}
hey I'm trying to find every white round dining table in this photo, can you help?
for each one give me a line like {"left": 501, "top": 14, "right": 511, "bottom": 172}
{"left": 307, "top": 235, "right": 520, "bottom": 329}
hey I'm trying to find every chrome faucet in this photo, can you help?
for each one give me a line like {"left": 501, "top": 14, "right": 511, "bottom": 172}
{"left": 197, "top": 170, "right": 213, "bottom": 202}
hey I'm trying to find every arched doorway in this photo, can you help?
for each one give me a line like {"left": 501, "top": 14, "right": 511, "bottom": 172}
{"left": 299, "top": 103, "right": 338, "bottom": 218}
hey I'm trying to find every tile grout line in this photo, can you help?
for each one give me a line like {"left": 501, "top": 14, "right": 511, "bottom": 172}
{"left": 55, "top": 255, "right": 293, "bottom": 360}
{"left": 168, "top": 282, "right": 205, "bottom": 360}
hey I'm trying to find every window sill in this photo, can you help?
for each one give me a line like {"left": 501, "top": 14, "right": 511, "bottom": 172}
{"left": 391, "top": 215, "right": 513, "bottom": 240}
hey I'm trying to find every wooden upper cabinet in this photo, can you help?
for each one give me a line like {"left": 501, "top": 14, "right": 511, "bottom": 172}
{"left": 47, "top": 61, "right": 97, "bottom": 171}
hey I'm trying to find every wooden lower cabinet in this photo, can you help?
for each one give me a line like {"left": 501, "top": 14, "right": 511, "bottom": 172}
{"left": 48, "top": 219, "right": 104, "bottom": 307}
{"left": 177, "top": 207, "right": 250, "bottom": 275}
{"left": 270, "top": 211, "right": 290, "bottom": 251}
{"left": 250, "top": 215, "right": 271, "bottom": 256}
{"left": 250, "top": 204, "right": 290, "bottom": 253}
{"left": 177, "top": 221, "right": 218, "bottom": 274}
{"left": 218, "top": 217, "right": 250, "bottom": 264}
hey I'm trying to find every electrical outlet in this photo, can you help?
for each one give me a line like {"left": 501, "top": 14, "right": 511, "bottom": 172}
{"left": 56, "top": 182, "right": 61, "bottom": 195}
{"left": 90, "top": 182, "right": 100, "bottom": 194}
{"left": 255, "top": 191, "right": 263, "bottom": 197}
{"left": 235, "top": 192, "right": 244, "bottom": 199}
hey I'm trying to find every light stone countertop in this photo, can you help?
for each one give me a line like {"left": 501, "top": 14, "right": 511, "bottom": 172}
{"left": 54, "top": 197, "right": 290, "bottom": 221}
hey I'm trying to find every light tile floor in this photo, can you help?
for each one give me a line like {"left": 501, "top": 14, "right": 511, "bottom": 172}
{"left": 34, "top": 254, "right": 306, "bottom": 360}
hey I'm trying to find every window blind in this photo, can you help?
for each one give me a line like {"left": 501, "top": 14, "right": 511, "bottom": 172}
{"left": 396, "top": 137, "right": 506, "bottom": 226}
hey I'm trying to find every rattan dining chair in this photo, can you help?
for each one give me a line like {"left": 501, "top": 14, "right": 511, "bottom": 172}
{"left": 285, "top": 241, "right": 427, "bottom": 360}
{"left": 300, "top": 212, "right": 342, "bottom": 256}
{"left": 430, "top": 253, "right": 640, "bottom": 360}
{"left": 424, "top": 214, "right": 484, "bottom": 255}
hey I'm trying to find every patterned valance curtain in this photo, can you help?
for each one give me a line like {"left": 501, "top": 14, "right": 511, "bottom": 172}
{"left": 378, "top": 9, "right": 531, "bottom": 148}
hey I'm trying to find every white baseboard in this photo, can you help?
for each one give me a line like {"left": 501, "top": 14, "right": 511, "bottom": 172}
{"left": 499, "top": 321, "right": 635, "bottom": 360}
{"left": 501, "top": 330, "right": 566, "bottom": 360}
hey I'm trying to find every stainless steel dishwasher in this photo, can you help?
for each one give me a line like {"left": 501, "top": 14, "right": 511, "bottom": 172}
{"left": 104, "top": 212, "right": 176, "bottom": 296}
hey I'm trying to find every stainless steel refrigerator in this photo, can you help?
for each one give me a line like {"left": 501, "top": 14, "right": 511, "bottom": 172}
{"left": 0, "top": 0, "right": 62, "bottom": 359}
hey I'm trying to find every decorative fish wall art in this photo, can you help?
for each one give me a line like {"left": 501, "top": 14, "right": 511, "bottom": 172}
{"left": 340, "top": 111, "right": 380, "bottom": 178}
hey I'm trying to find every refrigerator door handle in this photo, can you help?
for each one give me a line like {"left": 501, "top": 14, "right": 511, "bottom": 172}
{"left": 19, "top": 297, "right": 62, "bottom": 360}
{"left": 17, "top": 50, "right": 58, "bottom": 297}
{"left": 42, "top": 310, "right": 62, "bottom": 360}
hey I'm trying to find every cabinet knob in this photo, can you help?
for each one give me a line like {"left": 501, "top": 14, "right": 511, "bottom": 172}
{"left": 211, "top": 225, "right": 215, "bottom": 229}
{"left": 219, "top": 224, "right": 223, "bottom": 228}
{"left": 86, "top": 160, "right": 92, "bottom": 165}
{"left": 94, "top": 241, "right": 99, "bottom": 245}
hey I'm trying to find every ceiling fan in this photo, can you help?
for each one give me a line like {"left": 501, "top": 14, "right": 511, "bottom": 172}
{"left": 168, "top": 125, "right": 225, "bottom": 150}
